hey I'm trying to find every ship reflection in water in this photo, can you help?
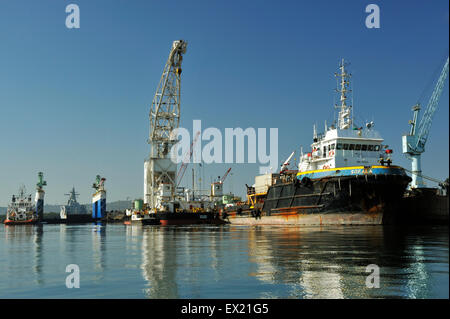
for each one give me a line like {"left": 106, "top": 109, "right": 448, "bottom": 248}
{"left": 0, "top": 224, "right": 448, "bottom": 298}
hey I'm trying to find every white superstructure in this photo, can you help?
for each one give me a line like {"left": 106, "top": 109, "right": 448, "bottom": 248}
{"left": 298, "top": 59, "right": 391, "bottom": 173}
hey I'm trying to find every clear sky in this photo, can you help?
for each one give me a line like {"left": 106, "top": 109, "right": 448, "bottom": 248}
{"left": 0, "top": 0, "right": 448, "bottom": 206}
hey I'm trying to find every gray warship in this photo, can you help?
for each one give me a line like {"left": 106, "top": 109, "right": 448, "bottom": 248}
{"left": 60, "top": 187, "right": 91, "bottom": 222}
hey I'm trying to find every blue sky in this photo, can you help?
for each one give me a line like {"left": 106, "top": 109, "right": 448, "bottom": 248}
{"left": 0, "top": 0, "right": 448, "bottom": 205}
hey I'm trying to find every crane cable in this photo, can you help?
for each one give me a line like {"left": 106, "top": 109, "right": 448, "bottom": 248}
{"left": 403, "top": 167, "right": 448, "bottom": 186}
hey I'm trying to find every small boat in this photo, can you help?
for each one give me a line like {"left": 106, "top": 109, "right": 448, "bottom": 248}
{"left": 125, "top": 200, "right": 161, "bottom": 225}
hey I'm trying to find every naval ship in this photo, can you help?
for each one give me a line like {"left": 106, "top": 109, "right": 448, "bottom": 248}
{"left": 224, "top": 59, "right": 411, "bottom": 225}
{"left": 60, "top": 187, "right": 91, "bottom": 223}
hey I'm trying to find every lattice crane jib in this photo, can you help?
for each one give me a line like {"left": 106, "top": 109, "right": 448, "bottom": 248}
{"left": 145, "top": 40, "right": 188, "bottom": 207}
{"left": 149, "top": 40, "right": 187, "bottom": 158}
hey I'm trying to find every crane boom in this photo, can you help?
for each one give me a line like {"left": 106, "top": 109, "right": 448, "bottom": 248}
{"left": 220, "top": 168, "right": 232, "bottom": 183}
{"left": 176, "top": 131, "right": 201, "bottom": 187}
{"left": 414, "top": 57, "right": 449, "bottom": 153}
{"left": 280, "top": 151, "right": 295, "bottom": 173}
{"left": 402, "top": 56, "right": 449, "bottom": 189}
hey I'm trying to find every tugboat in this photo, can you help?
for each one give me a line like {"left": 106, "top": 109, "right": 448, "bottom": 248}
{"left": 225, "top": 59, "right": 411, "bottom": 225}
{"left": 60, "top": 187, "right": 91, "bottom": 223}
{"left": 4, "top": 172, "right": 47, "bottom": 225}
{"left": 3, "top": 186, "right": 38, "bottom": 225}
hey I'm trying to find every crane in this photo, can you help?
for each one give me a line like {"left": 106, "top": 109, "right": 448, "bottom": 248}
{"left": 220, "top": 167, "right": 232, "bottom": 183}
{"left": 402, "top": 56, "right": 449, "bottom": 188}
{"left": 176, "top": 131, "right": 201, "bottom": 187}
{"left": 280, "top": 151, "right": 295, "bottom": 173}
{"left": 144, "top": 40, "right": 187, "bottom": 207}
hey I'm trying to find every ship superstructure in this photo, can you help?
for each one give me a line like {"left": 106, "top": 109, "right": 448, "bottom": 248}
{"left": 297, "top": 59, "right": 393, "bottom": 177}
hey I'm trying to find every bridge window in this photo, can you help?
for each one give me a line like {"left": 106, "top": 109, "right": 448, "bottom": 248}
{"left": 336, "top": 143, "right": 342, "bottom": 150}
{"left": 331, "top": 143, "right": 335, "bottom": 150}
{"left": 349, "top": 144, "right": 355, "bottom": 150}
{"left": 361, "top": 144, "right": 368, "bottom": 151}
{"left": 374, "top": 145, "right": 380, "bottom": 151}
{"left": 355, "top": 144, "right": 361, "bottom": 151}
{"left": 343, "top": 144, "right": 349, "bottom": 150}
{"left": 368, "top": 145, "right": 374, "bottom": 151}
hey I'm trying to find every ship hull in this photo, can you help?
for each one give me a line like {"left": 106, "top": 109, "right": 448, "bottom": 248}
{"left": 125, "top": 215, "right": 161, "bottom": 225}
{"left": 225, "top": 170, "right": 411, "bottom": 225}
{"left": 224, "top": 212, "right": 383, "bottom": 225}
{"left": 155, "top": 212, "right": 226, "bottom": 225}
{"left": 64, "top": 214, "right": 96, "bottom": 223}
{"left": 3, "top": 219, "right": 38, "bottom": 226}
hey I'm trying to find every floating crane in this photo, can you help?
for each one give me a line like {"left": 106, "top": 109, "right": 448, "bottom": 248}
{"left": 92, "top": 175, "right": 106, "bottom": 219}
{"left": 144, "top": 40, "right": 187, "bottom": 209}
{"left": 402, "top": 57, "right": 449, "bottom": 188}
{"left": 35, "top": 172, "right": 47, "bottom": 221}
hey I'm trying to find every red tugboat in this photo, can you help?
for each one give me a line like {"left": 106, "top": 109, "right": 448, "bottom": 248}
{"left": 4, "top": 173, "right": 47, "bottom": 226}
{"left": 4, "top": 186, "right": 39, "bottom": 225}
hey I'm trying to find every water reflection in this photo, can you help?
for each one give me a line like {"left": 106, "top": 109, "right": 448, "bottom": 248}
{"left": 134, "top": 225, "right": 447, "bottom": 299}
{"left": 33, "top": 225, "right": 44, "bottom": 285}
{"left": 3, "top": 225, "right": 44, "bottom": 290}
{"left": 0, "top": 224, "right": 447, "bottom": 298}
{"left": 245, "top": 225, "right": 448, "bottom": 298}
{"left": 92, "top": 223, "right": 107, "bottom": 282}
{"left": 141, "top": 226, "right": 178, "bottom": 298}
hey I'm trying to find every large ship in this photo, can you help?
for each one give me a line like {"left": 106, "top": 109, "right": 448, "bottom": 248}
{"left": 4, "top": 173, "right": 47, "bottom": 225}
{"left": 60, "top": 187, "right": 91, "bottom": 223}
{"left": 224, "top": 59, "right": 411, "bottom": 225}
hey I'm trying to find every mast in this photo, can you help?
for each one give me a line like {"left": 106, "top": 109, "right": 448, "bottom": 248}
{"left": 335, "top": 59, "right": 353, "bottom": 130}
{"left": 65, "top": 187, "right": 80, "bottom": 205}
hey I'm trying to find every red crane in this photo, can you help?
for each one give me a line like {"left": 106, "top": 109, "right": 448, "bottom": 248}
{"left": 220, "top": 167, "right": 232, "bottom": 183}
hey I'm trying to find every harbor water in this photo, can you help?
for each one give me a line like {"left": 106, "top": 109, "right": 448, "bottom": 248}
{"left": 0, "top": 224, "right": 448, "bottom": 299}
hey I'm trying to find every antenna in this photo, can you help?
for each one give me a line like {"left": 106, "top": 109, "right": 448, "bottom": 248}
{"left": 335, "top": 58, "right": 353, "bottom": 130}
